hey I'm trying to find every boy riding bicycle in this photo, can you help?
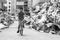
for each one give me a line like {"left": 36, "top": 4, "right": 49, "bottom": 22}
{"left": 17, "top": 8, "right": 24, "bottom": 36}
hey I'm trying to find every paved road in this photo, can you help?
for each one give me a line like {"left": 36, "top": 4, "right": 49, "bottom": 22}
{"left": 0, "top": 21, "right": 60, "bottom": 40}
{"left": 0, "top": 27, "right": 60, "bottom": 40}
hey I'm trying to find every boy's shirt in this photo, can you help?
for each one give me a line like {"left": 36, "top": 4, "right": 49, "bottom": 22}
{"left": 18, "top": 11, "right": 24, "bottom": 20}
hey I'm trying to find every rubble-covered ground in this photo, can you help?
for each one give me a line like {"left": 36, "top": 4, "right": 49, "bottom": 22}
{"left": 0, "top": 21, "right": 60, "bottom": 40}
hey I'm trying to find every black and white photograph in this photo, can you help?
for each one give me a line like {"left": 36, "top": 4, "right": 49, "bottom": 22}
{"left": 0, "top": 0, "right": 60, "bottom": 40}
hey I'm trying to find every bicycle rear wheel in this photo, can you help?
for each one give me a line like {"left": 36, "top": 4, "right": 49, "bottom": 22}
{"left": 20, "top": 30, "right": 23, "bottom": 36}
{"left": 19, "top": 27, "right": 23, "bottom": 36}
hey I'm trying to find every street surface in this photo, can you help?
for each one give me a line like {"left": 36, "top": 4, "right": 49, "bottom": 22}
{"left": 0, "top": 21, "right": 60, "bottom": 40}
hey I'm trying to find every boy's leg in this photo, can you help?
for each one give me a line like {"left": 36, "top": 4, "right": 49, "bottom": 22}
{"left": 17, "top": 23, "right": 20, "bottom": 33}
{"left": 17, "top": 20, "right": 21, "bottom": 33}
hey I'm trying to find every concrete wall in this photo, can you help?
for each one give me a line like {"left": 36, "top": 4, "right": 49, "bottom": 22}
{"left": 11, "top": 0, "right": 16, "bottom": 13}
{"left": 6, "top": 0, "right": 16, "bottom": 13}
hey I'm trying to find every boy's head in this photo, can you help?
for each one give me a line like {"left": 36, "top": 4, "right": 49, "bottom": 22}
{"left": 19, "top": 8, "right": 23, "bottom": 11}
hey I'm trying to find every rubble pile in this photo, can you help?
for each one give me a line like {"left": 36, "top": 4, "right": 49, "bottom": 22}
{"left": 0, "top": 12, "right": 15, "bottom": 27}
{"left": 24, "top": 1, "right": 60, "bottom": 35}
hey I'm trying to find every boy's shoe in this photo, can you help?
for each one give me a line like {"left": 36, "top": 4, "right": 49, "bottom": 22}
{"left": 17, "top": 30, "right": 19, "bottom": 33}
